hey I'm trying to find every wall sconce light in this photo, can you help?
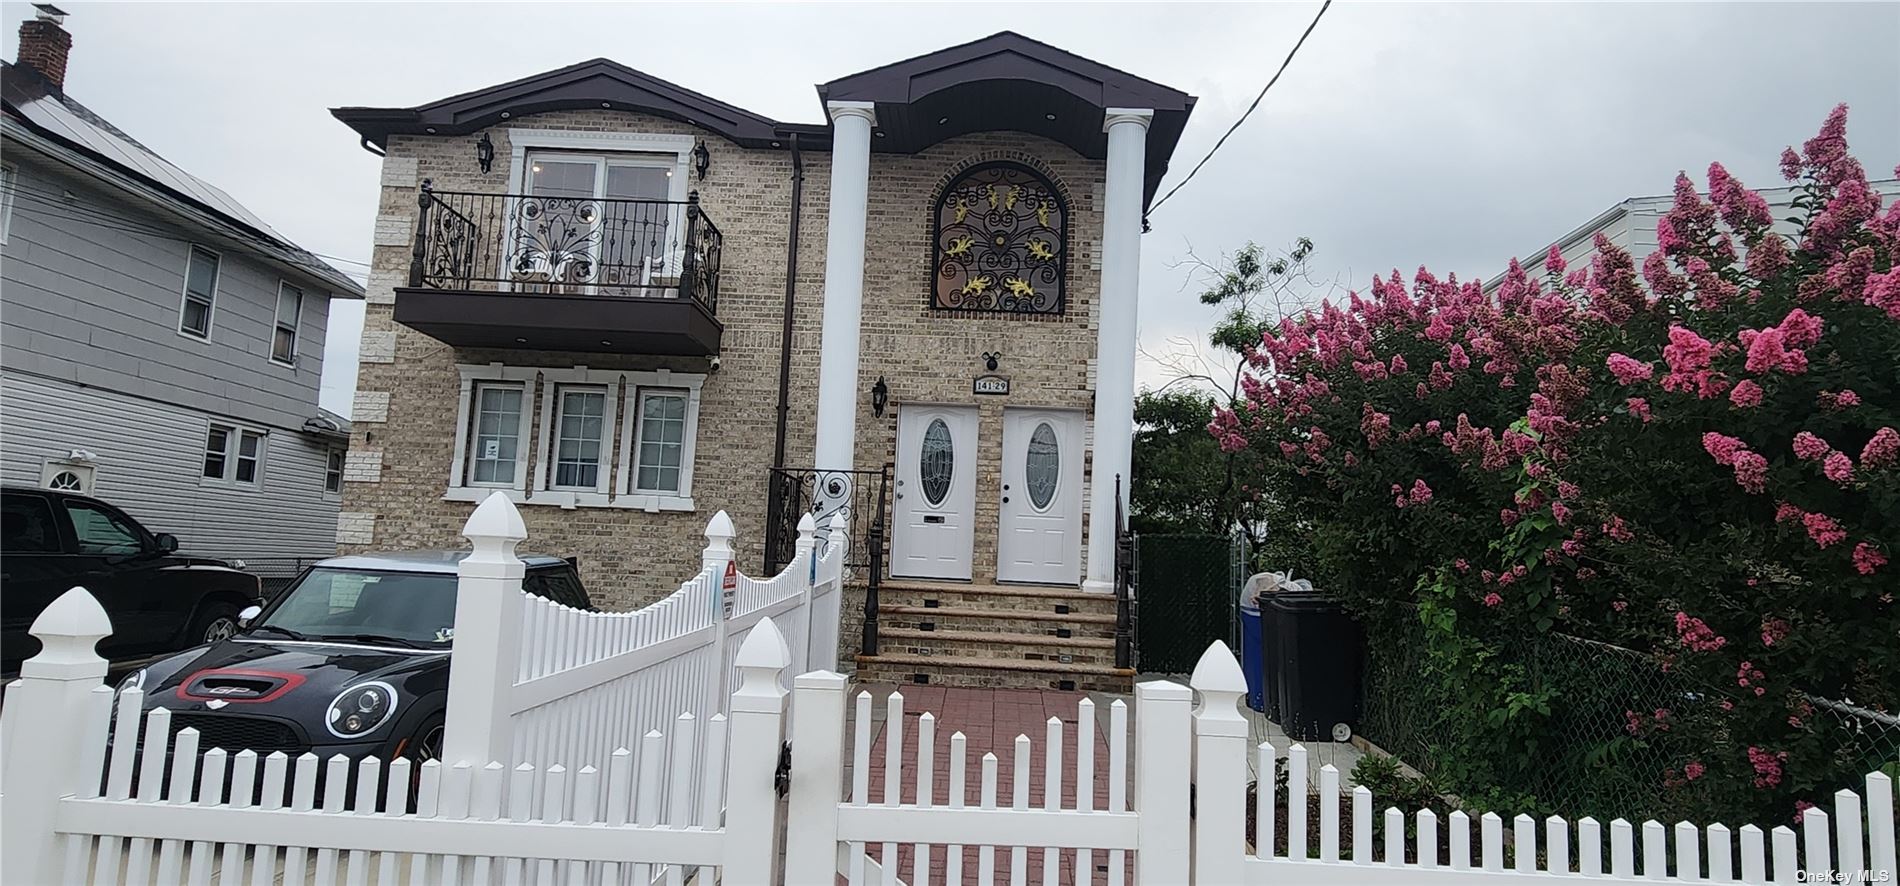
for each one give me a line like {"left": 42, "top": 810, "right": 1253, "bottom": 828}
{"left": 982, "top": 352, "right": 1002, "bottom": 372}
{"left": 476, "top": 132, "right": 495, "bottom": 174}
{"left": 692, "top": 141, "right": 711, "bottom": 180}
{"left": 870, "top": 376, "right": 889, "bottom": 418}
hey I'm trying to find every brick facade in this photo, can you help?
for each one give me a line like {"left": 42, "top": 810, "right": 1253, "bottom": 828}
{"left": 341, "top": 109, "right": 1105, "bottom": 610}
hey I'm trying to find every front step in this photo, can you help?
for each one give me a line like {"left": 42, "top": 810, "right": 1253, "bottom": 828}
{"left": 857, "top": 580, "right": 1131, "bottom": 692}
{"left": 855, "top": 652, "right": 1134, "bottom": 693}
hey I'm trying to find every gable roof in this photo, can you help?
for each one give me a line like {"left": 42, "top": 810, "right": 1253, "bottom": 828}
{"left": 819, "top": 31, "right": 1195, "bottom": 206}
{"left": 1, "top": 61, "right": 364, "bottom": 297}
{"left": 334, "top": 33, "right": 1196, "bottom": 209}
{"left": 333, "top": 57, "right": 795, "bottom": 150}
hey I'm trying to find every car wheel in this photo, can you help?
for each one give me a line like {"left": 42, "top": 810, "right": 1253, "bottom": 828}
{"left": 189, "top": 603, "right": 242, "bottom": 645}
{"left": 407, "top": 715, "right": 446, "bottom": 763}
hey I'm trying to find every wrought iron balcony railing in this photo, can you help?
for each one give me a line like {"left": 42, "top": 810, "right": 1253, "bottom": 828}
{"left": 406, "top": 181, "right": 723, "bottom": 313}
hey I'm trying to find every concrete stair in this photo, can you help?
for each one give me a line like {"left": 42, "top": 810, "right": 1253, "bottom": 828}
{"left": 853, "top": 580, "right": 1134, "bottom": 692}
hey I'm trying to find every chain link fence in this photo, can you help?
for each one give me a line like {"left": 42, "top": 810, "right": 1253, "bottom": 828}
{"left": 227, "top": 557, "right": 322, "bottom": 603}
{"left": 1361, "top": 613, "right": 1900, "bottom": 823}
{"left": 1133, "top": 533, "right": 1248, "bottom": 675}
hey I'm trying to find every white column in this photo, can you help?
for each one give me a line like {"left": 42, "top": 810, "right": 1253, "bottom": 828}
{"left": 812, "top": 100, "right": 877, "bottom": 476}
{"left": 1084, "top": 108, "right": 1153, "bottom": 592}
{"left": 440, "top": 491, "right": 528, "bottom": 766}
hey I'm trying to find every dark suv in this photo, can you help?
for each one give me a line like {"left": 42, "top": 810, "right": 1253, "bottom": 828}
{"left": 1, "top": 485, "right": 262, "bottom": 676}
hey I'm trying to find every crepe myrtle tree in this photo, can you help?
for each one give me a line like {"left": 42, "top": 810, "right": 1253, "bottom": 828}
{"left": 1213, "top": 106, "right": 1899, "bottom": 823}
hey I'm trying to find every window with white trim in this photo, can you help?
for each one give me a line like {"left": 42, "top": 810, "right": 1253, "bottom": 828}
{"left": 325, "top": 449, "right": 345, "bottom": 494}
{"left": 467, "top": 382, "right": 526, "bottom": 486}
{"left": 633, "top": 390, "right": 687, "bottom": 494}
{"left": 0, "top": 164, "right": 15, "bottom": 244}
{"left": 550, "top": 385, "right": 609, "bottom": 490}
{"left": 445, "top": 363, "right": 701, "bottom": 510}
{"left": 178, "top": 245, "right": 220, "bottom": 338}
{"left": 271, "top": 281, "right": 303, "bottom": 365}
{"left": 202, "top": 423, "right": 265, "bottom": 487}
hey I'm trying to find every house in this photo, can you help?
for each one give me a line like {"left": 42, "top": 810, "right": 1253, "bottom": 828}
{"left": 331, "top": 31, "right": 1193, "bottom": 688}
{"left": 0, "top": 7, "right": 365, "bottom": 561}
{"left": 1492, "top": 178, "right": 1900, "bottom": 287}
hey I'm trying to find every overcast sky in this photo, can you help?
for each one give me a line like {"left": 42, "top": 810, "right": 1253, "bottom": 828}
{"left": 9, "top": 2, "right": 1895, "bottom": 415}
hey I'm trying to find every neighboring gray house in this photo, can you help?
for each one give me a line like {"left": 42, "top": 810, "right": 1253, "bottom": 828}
{"left": 1492, "top": 178, "right": 1900, "bottom": 289}
{"left": 0, "top": 7, "right": 364, "bottom": 561}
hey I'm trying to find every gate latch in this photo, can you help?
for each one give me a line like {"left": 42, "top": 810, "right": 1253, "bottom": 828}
{"left": 774, "top": 741, "right": 792, "bottom": 797}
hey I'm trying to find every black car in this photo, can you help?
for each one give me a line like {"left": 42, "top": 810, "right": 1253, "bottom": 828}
{"left": 2, "top": 485, "right": 262, "bottom": 676}
{"left": 121, "top": 551, "right": 592, "bottom": 764}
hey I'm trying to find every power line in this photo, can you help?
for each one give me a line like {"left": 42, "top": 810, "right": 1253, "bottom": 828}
{"left": 1148, "top": 0, "right": 1333, "bottom": 215}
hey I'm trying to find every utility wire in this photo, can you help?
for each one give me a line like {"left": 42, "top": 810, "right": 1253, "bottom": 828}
{"left": 1148, "top": 0, "right": 1332, "bottom": 214}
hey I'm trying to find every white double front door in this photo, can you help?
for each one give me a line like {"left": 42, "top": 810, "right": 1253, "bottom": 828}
{"left": 891, "top": 405, "right": 1084, "bottom": 585}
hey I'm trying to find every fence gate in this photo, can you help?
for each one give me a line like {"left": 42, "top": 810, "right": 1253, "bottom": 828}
{"left": 1133, "top": 532, "right": 1247, "bottom": 674}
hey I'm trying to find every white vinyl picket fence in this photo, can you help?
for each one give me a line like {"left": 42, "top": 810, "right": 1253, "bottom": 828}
{"left": 784, "top": 644, "right": 1898, "bottom": 886}
{"left": 442, "top": 491, "right": 845, "bottom": 787}
{"left": 1, "top": 588, "right": 795, "bottom": 886}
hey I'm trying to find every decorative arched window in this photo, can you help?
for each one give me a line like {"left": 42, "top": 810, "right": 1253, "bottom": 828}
{"left": 931, "top": 162, "right": 1067, "bottom": 315}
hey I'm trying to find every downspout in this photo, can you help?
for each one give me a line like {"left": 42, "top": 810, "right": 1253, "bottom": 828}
{"left": 771, "top": 133, "right": 804, "bottom": 469}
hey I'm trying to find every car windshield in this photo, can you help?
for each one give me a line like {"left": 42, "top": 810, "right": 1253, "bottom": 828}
{"left": 256, "top": 568, "right": 458, "bottom": 646}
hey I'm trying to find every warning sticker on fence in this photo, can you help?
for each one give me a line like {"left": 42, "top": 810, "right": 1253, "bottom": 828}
{"left": 722, "top": 561, "right": 737, "bottom": 617}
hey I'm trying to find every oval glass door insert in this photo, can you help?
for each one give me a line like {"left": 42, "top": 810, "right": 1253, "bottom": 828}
{"left": 1025, "top": 421, "right": 1060, "bottom": 509}
{"left": 921, "top": 418, "right": 954, "bottom": 506}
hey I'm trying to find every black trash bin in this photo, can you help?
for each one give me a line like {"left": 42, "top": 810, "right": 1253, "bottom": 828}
{"left": 1257, "top": 592, "right": 1286, "bottom": 723}
{"left": 1267, "top": 591, "right": 1365, "bottom": 742}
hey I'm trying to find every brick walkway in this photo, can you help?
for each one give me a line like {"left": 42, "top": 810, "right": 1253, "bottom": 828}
{"left": 843, "top": 684, "right": 1130, "bottom": 885}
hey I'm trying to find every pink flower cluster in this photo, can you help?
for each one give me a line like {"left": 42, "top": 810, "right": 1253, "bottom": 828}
{"left": 1737, "top": 661, "right": 1768, "bottom": 697}
{"left": 1391, "top": 479, "right": 1433, "bottom": 508}
{"left": 1606, "top": 353, "right": 1654, "bottom": 385}
{"left": 1661, "top": 326, "right": 1729, "bottom": 399}
{"left": 1683, "top": 760, "right": 1707, "bottom": 782}
{"left": 1760, "top": 617, "right": 1791, "bottom": 647}
{"left": 1602, "top": 516, "right": 1634, "bottom": 542}
{"left": 1738, "top": 326, "right": 1808, "bottom": 376}
{"left": 1701, "top": 432, "right": 1768, "bottom": 493}
{"left": 1854, "top": 543, "right": 1887, "bottom": 575}
{"left": 1817, "top": 389, "right": 1861, "bottom": 410}
{"left": 1747, "top": 746, "right": 1787, "bottom": 789}
{"left": 1803, "top": 512, "right": 1847, "bottom": 549}
{"left": 1729, "top": 380, "right": 1764, "bottom": 409}
{"left": 1863, "top": 427, "right": 1900, "bottom": 469}
{"left": 1674, "top": 611, "right": 1728, "bottom": 652}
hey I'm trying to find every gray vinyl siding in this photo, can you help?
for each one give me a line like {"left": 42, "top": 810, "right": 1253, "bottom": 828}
{"left": 0, "top": 371, "right": 340, "bottom": 560}
{"left": 0, "top": 156, "right": 331, "bottom": 433}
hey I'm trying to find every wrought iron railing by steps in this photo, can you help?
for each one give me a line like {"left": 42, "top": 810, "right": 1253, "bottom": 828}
{"left": 407, "top": 181, "right": 723, "bottom": 312}
{"left": 1114, "top": 473, "right": 1137, "bottom": 670}
{"left": 763, "top": 466, "right": 892, "bottom": 655}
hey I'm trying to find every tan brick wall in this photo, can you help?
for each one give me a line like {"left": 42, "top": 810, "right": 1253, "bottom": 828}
{"left": 341, "top": 108, "right": 1104, "bottom": 608}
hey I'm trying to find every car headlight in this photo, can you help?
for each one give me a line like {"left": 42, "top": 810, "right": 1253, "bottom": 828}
{"left": 116, "top": 668, "right": 146, "bottom": 694}
{"left": 325, "top": 681, "right": 398, "bottom": 738}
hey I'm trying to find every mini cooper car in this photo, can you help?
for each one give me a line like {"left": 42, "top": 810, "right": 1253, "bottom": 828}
{"left": 120, "top": 550, "right": 591, "bottom": 763}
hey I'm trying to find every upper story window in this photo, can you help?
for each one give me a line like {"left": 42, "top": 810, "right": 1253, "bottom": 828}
{"left": 550, "top": 385, "right": 609, "bottom": 491}
{"left": 178, "top": 245, "right": 221, "bottom": 338}
{"left": 0, "top": 164, "right": 16, "bottom": 244}
{"left": 272, "top": 281, "right": 303, "bottom": 365}
{"left": 325, "top": 449, "right": 345, "bottom": 495}
{"left": 633, "top": 390, "right": 687, "bottom": 494}
{"left": 931, "top": 162, "right": 1067, "bottom": 315}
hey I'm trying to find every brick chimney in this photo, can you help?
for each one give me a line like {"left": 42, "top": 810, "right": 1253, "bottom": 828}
{"left": 16, "top": 5, "right": 71, "bottom": 91}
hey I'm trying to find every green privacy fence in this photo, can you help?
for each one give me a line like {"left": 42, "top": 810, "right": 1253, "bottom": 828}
{"left": 1133, "top": 533, "right": 1248, "bottom": 675}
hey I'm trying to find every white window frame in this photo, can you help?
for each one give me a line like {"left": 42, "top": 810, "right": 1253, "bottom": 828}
{"left": 324, "top": 448, "right": 345, "bottom": 497}
{"left": 0, "top": 164, "right": 15, "bottom": 244}
{"left": 615, "top": 369, "right": 703, "bottom": 512}
{"left": 176, "top": 243, "right": 222, "bottom": 340}
{"left": 444, "top": 362, "right": 701, "bottom": 512}
{"left": 545, "top": 383, "right": 613, "bottom": 494}
{"left": 631, "top": 388, "right": 689, "bottom": 495}
{"left": 270, "top": 280, "right": 303, "bottom": 367}
{"left": 200, "top": 421, "right": 266, "bottom": 489}
{"left": 505, "top": 130, "right": 694, "bottom": 293}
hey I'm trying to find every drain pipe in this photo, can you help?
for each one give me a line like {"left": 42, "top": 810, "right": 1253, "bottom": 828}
{"left": 770, "top": 133, "right": 804, "bottom": 470}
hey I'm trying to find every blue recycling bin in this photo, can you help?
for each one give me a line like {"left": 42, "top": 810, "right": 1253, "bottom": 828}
{"left": 1239, "top": 595, "right": 1265, "bottom": 711}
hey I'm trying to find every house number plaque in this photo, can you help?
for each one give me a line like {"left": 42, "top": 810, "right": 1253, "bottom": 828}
{"left": 973, "top": 375, "right": 1010, "bottom": 395}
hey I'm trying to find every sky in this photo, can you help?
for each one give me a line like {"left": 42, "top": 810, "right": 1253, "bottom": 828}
{"left": 7, "top": 2, "right": 1895, "bottom": 416}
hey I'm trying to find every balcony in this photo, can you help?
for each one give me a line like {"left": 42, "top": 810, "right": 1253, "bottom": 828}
{"left": 393, "top": 185, "right": 723, "bottom": 356}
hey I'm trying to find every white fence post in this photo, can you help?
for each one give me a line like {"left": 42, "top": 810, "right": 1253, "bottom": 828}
{"left": 1, "top": 587, "right": 115, "bottom": 885}
{"left": 784, "top": 668, "right": 848, "bottom": 885}
{"left": 704, "top": 510, "right": 736, "bottom": 719}
{"left": 442, "top": 491, "right": 528, "bottom": 767}
{"left": 1191, "top": 643, "right": 1249, "bottom": 883}
{"left": 794, "top": 512, "right": 817, "bottom": 673}
{"left": 1135, "top": 678, "right": 1193, "bottom": 883}
{"left": 722, "top": 616, "right": 790, "bottom": 885}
